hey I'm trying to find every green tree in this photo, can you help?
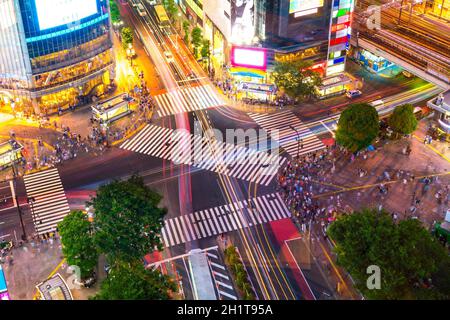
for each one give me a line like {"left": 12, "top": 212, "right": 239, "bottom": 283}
{"left": 58, "top": 210, "right": 98, "bottom": 279}
{"left": 272, "top": 59, "right": 322, "bottom": 101}
{"left": 335, "top": 103, "right": 380, "bottom": 152}
{"left": 109, "top": 0, "right": 121, "bottom": 24}
{"left": 328, "top": 208, "right": 450, "bottom": 299}
{"left": 182, "top": 21, "right": 190, "bottom": 44}
{"left": 92, "top": 262, "right": 176, "bottom": 300}
{"left": 388, "top": 103, "right": 418, "bottom": 138}
{"left": 201, "top": 39, "right": 210, "bottom": 59}
{"left": 162, "top": 0, "right": 178, "bottom": 18}
{"left": 191, "top": 27, "right": 203, "bottom": 57}
{"left": 89, "top": 175, "right": 167, "bottom": 262}
{"left": 121, "top": 27, "right": 134, "bottom": 50}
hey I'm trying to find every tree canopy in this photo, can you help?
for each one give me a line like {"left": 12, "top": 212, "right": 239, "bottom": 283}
{"left": 328, "top": 208, "right": 450, "bottom": 299}
{"left": 89, "top": 175, "right": 167, "bottom": 262}
{"left": 121, "top": 27, "right": 134, "bottom": 50}
{"left": 109, "top": 0, "right": 121, "bottom": 24}
{"left": 388, "top": 103, "right": 418, "bottom": 136}
{"left": 271, "top": 59, "right": 322, "bottom": 101}
{"left": 182, "top": 21, "right": 190, "bottom": 44}
{"left": 92, "top": 262, "right": 176, "bottom": 300}
{"left": 162, "top": 0, "right": 178, "bottom": 18}
{"left": 335, "top": 103, "right": 380, "bottom": 152}
{"left": 191, "top": 27, "right": 203, "bottom": 56}
{"left": 58, "top": 210, "right": 98, "bottom": 279}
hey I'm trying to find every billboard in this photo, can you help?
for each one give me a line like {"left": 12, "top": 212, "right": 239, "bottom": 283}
{"left": 231, "top": 0, "right": 255, "bottom": 45}
{"left": 289, "top": 0, "right": 324, "bottom": 14}
{"left": 35, "top": 0, "right": 98, "bottom": 31}
{"left": 231, "top": 46, "right": 267, "bottom": 71}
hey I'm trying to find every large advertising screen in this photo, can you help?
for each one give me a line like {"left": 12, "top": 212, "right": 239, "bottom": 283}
{"left": 231, "top": 46, "right": 267, "bottom": 71}
{"left": 289, "top": 0, "right": 324, "bottom": 14}
{"left": 231, "top": 0, "right": 255, "bottom": 45}
{"left": 35, "top": 0, "right": 98, "bottom": 31}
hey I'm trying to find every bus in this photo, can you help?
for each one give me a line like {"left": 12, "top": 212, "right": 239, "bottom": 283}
{"left": 91, "top": 94, "right": 133, "bottom": 125}
{"left": 187, "top": 249, "right": 217, "bottom": 300}
{"left": 154, "top": 4, "right": 170, "bottom": 27}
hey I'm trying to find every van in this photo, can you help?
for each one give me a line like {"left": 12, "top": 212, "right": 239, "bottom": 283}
{"left": 369, "top": 99, "right": 384, "bottom": 108}
{"left": 137, "top": 3, "right": 146, "bottom": 16}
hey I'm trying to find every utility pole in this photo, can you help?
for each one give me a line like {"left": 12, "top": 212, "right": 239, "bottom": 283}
{"left": 11, "top": 162, "right": 27, "bottom": 241}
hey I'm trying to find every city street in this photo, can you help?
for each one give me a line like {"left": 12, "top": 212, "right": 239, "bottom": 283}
{"left": 0, "top": 0, "right": 448, "bottom": 302}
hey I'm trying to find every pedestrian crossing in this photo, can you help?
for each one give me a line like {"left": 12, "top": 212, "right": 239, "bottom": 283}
{"left": 23, "top": 168, "right": 71, "bottom": 235}
{"left": 160, "top": 193, "right": 291, "bottom": 248}
{"left": 206, "top": 249, "right": 238, "bottom": 300}
{"left": 248, "top": 111, "right": 326, "bottom": 157}
{"left": 120, "top": 124, "right": 285, "bottom": 186}
{"left": 155, "top": 84, "right": 225, "bottom": 117}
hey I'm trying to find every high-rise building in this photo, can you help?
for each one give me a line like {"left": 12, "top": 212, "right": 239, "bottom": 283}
{"left": 0, "top": 0, "right": 115, "bottom": 115}
{"left": 194, "top": 0, "right": 354, "bottom": 99}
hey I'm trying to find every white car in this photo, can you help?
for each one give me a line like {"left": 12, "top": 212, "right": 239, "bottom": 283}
{"left": 164, "top": 51, "right": 174, "bottom": 63}
{"left": 346, "top": 90, "right": 362, "bottom": 98}
{"left": 147, "top": 0, "right": 157, "bottom": 5}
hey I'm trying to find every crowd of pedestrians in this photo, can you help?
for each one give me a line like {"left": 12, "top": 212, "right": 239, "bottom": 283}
{"left": 278, "top": 147, "right": 339, "bottom": 236}
{"left": 277, "top": 142, "right": 450, "bottom": 237}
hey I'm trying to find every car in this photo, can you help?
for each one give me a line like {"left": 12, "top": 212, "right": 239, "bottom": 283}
{"left": 402, "top": 70, "right": 414, "bottom": 78}
{"left": 147, "top": 0, "right": 157, "bottom": 5}
{"left": 164, "top": 51, "right": 174, "bottom": 63}
{"left": 346, "top": 90, "right": 362, "bottom": 98}
{"left": 369, "top": 99, "right": 384, "bottom": 108}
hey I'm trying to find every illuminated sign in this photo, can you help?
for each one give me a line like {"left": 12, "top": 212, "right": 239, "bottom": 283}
{"left": 231, "top": 0, "right": 255, "bottom": 44}
{"left": 231, "top": 46, "right": 267, "bottom": 71}
{"left": 35, "top": 0, "right": 98, "bottom": 31}
{"left": 289, "top": 0, "right": 324, "bottom": 14}
{"left": 326, "top": 62, "right": 345, "bottom": 76}
{"left": 0, "top": 265, "right": 9, "bottom": 300}
{"left": 294, "top": 8, "right": 318, "bottom": 17}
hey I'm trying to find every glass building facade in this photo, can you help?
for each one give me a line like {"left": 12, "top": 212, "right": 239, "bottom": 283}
{"left": 0, "top": 0, "right": 114, "bottom": 115}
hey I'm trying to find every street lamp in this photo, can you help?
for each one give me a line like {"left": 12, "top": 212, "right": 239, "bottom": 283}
{"left": 9, "top": 150, "right": 27, "bottom": 241}
{"left": 289, "top": 125, "right": 301, "bottom": 158}
{"left": 126, "top": 43, "right": 135, "bottom": 67}
{"left": 27, "top": 196, "right": 37, "bottom": 238}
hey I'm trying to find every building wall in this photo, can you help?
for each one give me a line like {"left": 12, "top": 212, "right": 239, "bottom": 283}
{"left": 203, "top": 0, "right": 231, "bottom": 41}
{"left": 0, "top": 0, "right": 114, "bottom": 114}
{"left": 0, "top": 0, "right": 31, "bottom": 87}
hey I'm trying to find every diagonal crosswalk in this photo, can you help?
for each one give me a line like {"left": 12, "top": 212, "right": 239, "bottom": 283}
{"left": 23, "top": 168, "right": 71, "bottom": 235}
{"left": 248, "top": 111, "right": 326, "bottom": 157}
{"left": 155, "top": 84, "right": 225, "bottom": 117}
{"left": 120, "top": 124, "right": 284, "bottom": 186}
{"left": 160, "top": 193, "right": 291, "bottom": 248}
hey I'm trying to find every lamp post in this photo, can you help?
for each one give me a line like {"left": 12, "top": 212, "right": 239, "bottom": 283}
{"left": 126, "top": 43, "right": 134, "bottom": 67}
{"left": 10, "top": 150, "right": 27, "bottom": 241}
{"left": 289, "top": 125, "right": 301, "bottom": 158}
{"left": 27, "top": 196, "right": 37, "bottom": 236}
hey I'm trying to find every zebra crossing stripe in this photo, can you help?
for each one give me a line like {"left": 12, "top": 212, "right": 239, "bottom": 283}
{"left": 159, "top": 193, "right": 291, "bottom": 248}
{"left": 155, "top": 85, "right": 224, "bottom": 117}
{"left": 120, "top": 124, "right": 282, "bottom": 186}
{"left": 248, "top": 111, "right": 326, "bottom": 157}
{"left": 23, "top": 168, "right": 70, "bottom": 235}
